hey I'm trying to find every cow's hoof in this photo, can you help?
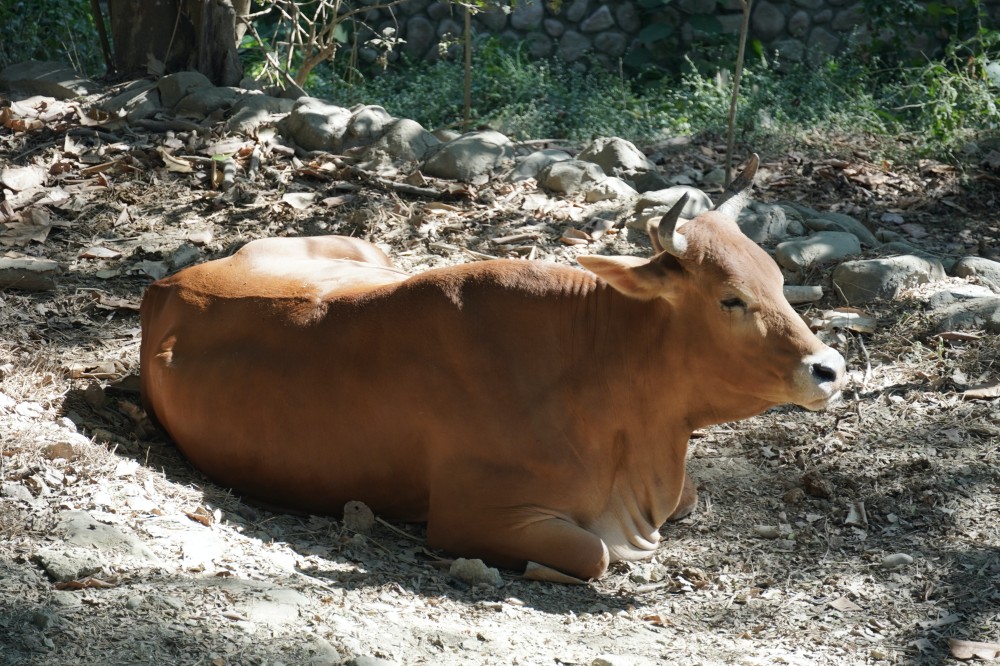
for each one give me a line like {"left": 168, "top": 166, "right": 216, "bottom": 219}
{"left": 523, "top": 561, "right": 590, "bottom": 585}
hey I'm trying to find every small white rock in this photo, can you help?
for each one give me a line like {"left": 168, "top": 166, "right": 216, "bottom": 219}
{"left": 881, "top": 553, "right": 914, "bottom": 569}
{"left": 754, "top": 525, "right": 781, "bottom": 539}
{"left": 449, "top": 557, "right": 503, "bottom": 587}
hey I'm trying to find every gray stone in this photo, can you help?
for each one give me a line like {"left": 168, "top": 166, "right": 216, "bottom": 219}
{"left": 479, "top": 7, "right": 508, "bottom": 31}
{"left": 738, "top": 203, "right": 789, "bottom": 244}
{"left": 34, "top": 546, "right": 103, "bottom": 582}
{"left": 616, "top": 2, "right": 641, "bottom": 32}
{"left": 527, "top": 33, "right": 555, "bottom": 58}
{"left": 345, "top": 657, "right": 398, "bottom": 666}
{"left": 565, "top": 0, "right": 592, "bottom": 23}
{"left": 280, "top": 98, "right": 352, "bottom": 152}
{"left": 404, "top": 16, "right": 436, "bottom": 59}
{"left": 579, "top": 137, "right": 656, "bottom": 175}
{"left": 507, "top": 149, "right": 572, "bottom": 182}
{"left": 926, "top": 284, "right": 996, "bottom": 311}
{"left": 511, "top": 0, "right": 545, "bottom": 30}
{"left": 802, "top": 215, "right": 878, "bottom": 247}
{"left": 422, "top": 130, "right": 515, "bottom": 182}
{"left": 56, "top": 510, "right": 161, "bottom": 567}
{"left": 0, "top": 60, "right": 101, "bottom": 99}
{"left": 581, "top": 5, "right": 615, "bottom": 32}
{"left": 634, "top": 185, "right": 712, "bottom": 219}
{"left": 226, "top": 94, "right": 295, "bottom": 134}
{"left": 930, "top": 296, "right": 1000, "bottom": 334}
{"left": 807, "top": 27, "right": 841, "bottom": 62}
{"left": 345, "top": 105, "right": 393, "bottom": 147}
{"left": 952, "top": 256, "right": 1000, "bottom": 292}
{"left": 594, "top": 31, "right": 628, "bottom": 57}
{"left": 450, "top": 557, "right": 503, "bottom": 587}
{"left": 752, "top": 1, "right": 786, "bottom": 40}
{"left": 437, "top": 18, "right": 462, "bottom": 39}
{"left": 585, "top": 176, "right": 638, "bottom": 203}
{"left": 677, "top": 0, "right": 717, "bottom": 13}
{"left": 630, "top": 169, "right": 672, "bottom": 193}
{"left": 101, "top": 84, "right": 162, "bottom": 122}
{"left": 367, "top": 118, "right": 440, "bottom": 162}
{"left": 157, "top": 71, "right": 213, "bottom": 109}
{"left": 788, "top": 10, "right": 811, "bottom": 37}
{"left": 814, "top": 8, "right": 833, "bottom": 22}
{"left": 775, "top": 231, "right": 861, "bottom": 271}
{"left": 544, "top": 18, "right": 566, "bottom": 37}
{"left": 2, "top": 480, "right": 34, "bottom": 502}
{"left": 773, "top": 39, "right": 806, "bottom": 63}
{"left": 401, "top": 0, "right": 431, "bottom": 14}
{"left": 427, "top": 1, "right": 453, "bottom": 20}
{"left": 558, "top": 30, "right": 592, "bottom": 62}
{"left": 832, "top": 255, "right": 946, "bottom": 304}
{"left": 537, "top": 159, "right": 607, "bottom": 195}
{"left": 831, "top": 3, "right": 865, "bottom": 31}
{"left": 174, "top": 87, "right": 240, "bottom": 118}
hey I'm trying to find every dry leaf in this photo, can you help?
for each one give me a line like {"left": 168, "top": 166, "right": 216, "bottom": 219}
{"left": 185, "top": 505, "right": 217, "bottom": 527}
{"left": 157, "top": 148, "right": 195, "bottom": 173}
{"left": 949, "top": 638, "right": 1000, "bottom": 660}
{"left": 963, "top": 381, "right": 1000, "bottom": 400}
{"left": 80, "top": 246, "right": 122, "bottom": 260}
{"left": 54, "top": 577, "right": 115, "bottom": 590}
{"left": 827, "top": 596, "right": 862, "bottom": 612}
{"left": 814, "top": 308, "right": 876, "bottom": 334}
{"left": 281, "top": 192, "right": 316, "bottom": 209}
{"left": 560, "top": 228, "right": 591, "bottom": 245}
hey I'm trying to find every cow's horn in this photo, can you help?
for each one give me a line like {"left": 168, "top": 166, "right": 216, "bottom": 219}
{"left": 656, "top": 193, "right": 689, "bottom": 257}
{"left": 714, "top": 153, "right": 759, "bottom": 220}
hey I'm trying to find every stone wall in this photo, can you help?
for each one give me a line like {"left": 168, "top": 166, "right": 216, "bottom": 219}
{"left": 354, "top": 0, "right": 1000, "bottom": 71}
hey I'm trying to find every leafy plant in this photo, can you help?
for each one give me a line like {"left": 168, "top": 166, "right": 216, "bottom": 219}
{"left": 0, "top": 0, "right": 102, "bottom": 73}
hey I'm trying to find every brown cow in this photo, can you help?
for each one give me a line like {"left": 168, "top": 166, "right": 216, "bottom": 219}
{"left": 140, "top": 155, "right": 845, "bottom": 582}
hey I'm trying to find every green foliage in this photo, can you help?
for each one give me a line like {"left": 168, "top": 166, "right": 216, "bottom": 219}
{"left": 0, "top": 0, "right": 102, "bottom": 73}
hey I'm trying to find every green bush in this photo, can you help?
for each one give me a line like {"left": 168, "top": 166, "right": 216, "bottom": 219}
{"left": 0, "top": 0, "right": 102, "bottom": 73}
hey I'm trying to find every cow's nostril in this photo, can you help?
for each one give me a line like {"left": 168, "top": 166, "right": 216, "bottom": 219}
{"left": 812, "top": 362, "right": 839, "bottom": 383}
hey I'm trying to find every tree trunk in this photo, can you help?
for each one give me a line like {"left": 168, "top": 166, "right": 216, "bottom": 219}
{"left": 107, "top": 0, "right": 247, "bottom": 85}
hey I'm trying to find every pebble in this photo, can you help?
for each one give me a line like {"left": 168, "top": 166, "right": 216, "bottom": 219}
{"left": 449, "top": 557, "right": 504, "bottom": 587}
{"left": 754, "top": 525, "right": 781, "bottom": 539}
{"left": 343, "top": 500, "right": 375, "bottom": 535}
{"left": 881, "top": 553, "right": 914, "bottom": 569}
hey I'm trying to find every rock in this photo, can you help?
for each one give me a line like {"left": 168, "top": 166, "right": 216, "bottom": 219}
{"left": 511, "top": 0, "right": 544, "bottom": 30}
{"left": 832, "top": 255, "right": 946, "bottom": 304}
{"left": 34, "top": 545, "right": 103, "bottom": 582}
{"left": 754, "top": 525, "right": 781, "bottom": 539}
{"left": 366, "top": 118, "right": 440, "bottom": 163}
{"left": 930, "top": 296, "right": 1000, "bottom": 334}
{"left": 404, "top": 16, "right": 436, "bottom": 59}
{"left": 343, "top": 105, "right": 394, "bottom": 150}
{"left": 629, "top": 169, "right": 672, "bottom": 192}
{"left": 226, "top": 94, "right": 296, "bottom": 134}
{"left": 952, "top": 256, "right": 1000, "bottom": 292}
{"left": 784, "top": 285, "right": 823, "bottom": 304}
{"left": 239, "top": 587, "right": 310, "bottom": 625}
{"left": 881, "top": 553, "right": 914, "bottom": 569}
{"left": 0, "top": 60, "right": 101, "bottom": 99}
{"left": 739, "top": 202, "right": 790, "bottom": 244}
{"left": 422, "top": 130, "right": 515, "bottom": 182}
{"left": 584, "top": 176, "right": 637, "bottom": 203}
{"left": 802, "top": 213, "right": 878, "bottom": 247}
{"left": 280, "top": 98, "right": 353, "bottom": 152}
{"left": 633, "top": 185, "right": 712, "bottom": 218}
{"left": 578, "top": 137, "right": 656, "bottom": 175}
{"left": 56, "top": 510, "right": 161, "bottom": 568}
{"left": 537, "top": 159, "right": 606, "bottom": 195}
{"left": 157, "top": 71, "right": 214, "bottom": 109}
{"left": 343, "top": 500, "right": 375, "bottom": 534}
{"left": 101, "top": 83, "right": 162, "bottom": 122}
{"left": 557, "top": 30, "right": 592, "bottom": 63}
{"left": 174, "top": 86, "right": 240, "bottom": 119}
{"left": 449, "top": 557, "right": 503, "bottom": 587}
{"left": 507, "top": 148, "right": 572, "bottom": 182}
{"left": 1, "top": 481, "right": 34, "bottom": 502}
{"left": 345, "top": 657, "right": 399, "bottom": 666}
{"left": 801, "top": 470, "right": 833, "bottom": 498}
{"left": 774, "top": 231, "right": 861, "bottom": 271}
{"left": 580, "top": 5, "right": 615, "bottom": 32}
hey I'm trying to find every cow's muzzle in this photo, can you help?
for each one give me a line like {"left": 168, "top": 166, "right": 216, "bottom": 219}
{"left": 796, "top": 347, "right": 847, "bottom": 410}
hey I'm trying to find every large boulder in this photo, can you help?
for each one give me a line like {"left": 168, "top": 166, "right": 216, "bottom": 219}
{"left": 832, "top": 255, "right": 946, "bottom": 304}
{"left": 774, "top": 231, "right": 861, "bottom": 271}
{"left": 421, "top": 130, "right": 515, "bottom": 182}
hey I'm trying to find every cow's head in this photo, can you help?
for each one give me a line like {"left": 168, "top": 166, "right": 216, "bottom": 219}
{"left": 578, "top": 155, "right": 846, "bottom": 416}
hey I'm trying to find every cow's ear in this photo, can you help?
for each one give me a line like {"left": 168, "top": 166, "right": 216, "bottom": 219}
{"left": 578, "top": 255, "right": 677, "bottom": 300}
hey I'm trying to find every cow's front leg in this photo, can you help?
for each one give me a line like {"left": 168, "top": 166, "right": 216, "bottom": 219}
{"left": 427, "top": 506, "right": 610, "bottom": 583}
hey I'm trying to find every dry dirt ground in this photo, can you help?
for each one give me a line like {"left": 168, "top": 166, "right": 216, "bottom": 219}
{"left": 1, "top": 117, "right": 999, "bottom": 666}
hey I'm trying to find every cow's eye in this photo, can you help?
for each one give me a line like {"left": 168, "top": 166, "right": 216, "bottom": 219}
{"left": 720, "top": 297, "right": 747, "bottom": 310}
